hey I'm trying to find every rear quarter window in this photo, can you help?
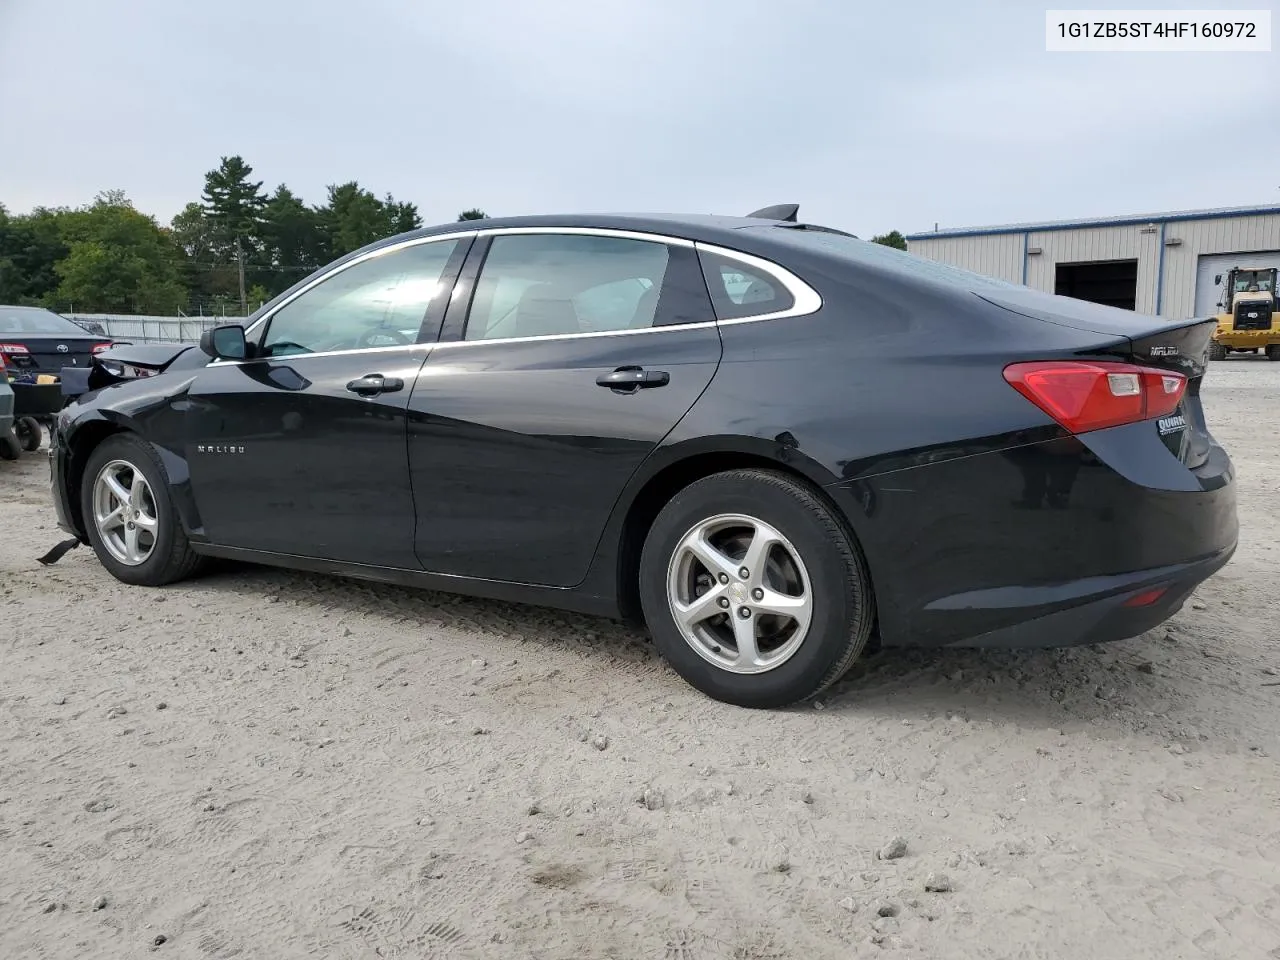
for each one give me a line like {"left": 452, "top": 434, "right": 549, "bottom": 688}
{"left": 697, "top": 250, "right": 796, "bottom": 320}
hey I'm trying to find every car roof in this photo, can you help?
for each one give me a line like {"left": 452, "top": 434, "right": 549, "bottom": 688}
{"left": 404, "top": 213, "right": 798, "bottom": 244}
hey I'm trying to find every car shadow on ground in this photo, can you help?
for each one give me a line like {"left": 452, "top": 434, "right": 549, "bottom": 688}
{"left": 178, "top": 560, "right": 1236, "bottom": 743}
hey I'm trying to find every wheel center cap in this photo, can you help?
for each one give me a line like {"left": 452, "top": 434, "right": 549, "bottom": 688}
{"left": 728, "top": 582, "right": 748, "bottom": 605}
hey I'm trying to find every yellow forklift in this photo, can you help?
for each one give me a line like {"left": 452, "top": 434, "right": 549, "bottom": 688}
{"left": 1208, "top": 266, "right": 1279, "bottom": 361}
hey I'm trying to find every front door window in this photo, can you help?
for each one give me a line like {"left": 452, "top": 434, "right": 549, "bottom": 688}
{"left": 260, "top": 239, "right": 460, "bottom": 357}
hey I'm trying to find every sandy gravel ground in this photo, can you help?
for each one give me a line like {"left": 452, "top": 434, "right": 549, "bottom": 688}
{"left": 2, "top": 361, "right": 1279, "bottom": 960}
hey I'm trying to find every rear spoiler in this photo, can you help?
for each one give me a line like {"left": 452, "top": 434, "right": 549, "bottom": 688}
{"left": 747, "top": 203, "right": 800, "bottom": 222}
{"left": 744, "top": 204, "right": 859, "bottom": 238}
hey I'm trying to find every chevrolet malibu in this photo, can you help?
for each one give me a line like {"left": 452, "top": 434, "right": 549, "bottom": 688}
{"left": 48, "top": 208, "right": 1238, "bottom": 708}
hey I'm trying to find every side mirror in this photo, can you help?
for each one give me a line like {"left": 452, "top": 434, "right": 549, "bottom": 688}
{"left": 1214, "top": 274, "right": 1222, "bottom": 285}
{"left": 199, "top": 324, "right": 246, "bottom": 360}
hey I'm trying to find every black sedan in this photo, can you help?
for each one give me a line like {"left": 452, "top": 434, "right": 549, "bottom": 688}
{"left": 0, "top": 305, "right": 114, "bottom": 373}
{"left": 48, "top": 207, "right": 1237, "bottom": 708}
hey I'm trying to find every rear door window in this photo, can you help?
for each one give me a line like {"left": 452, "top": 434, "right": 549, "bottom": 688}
{"left": 463, "top": 234, "right": 672, "bottom": 341}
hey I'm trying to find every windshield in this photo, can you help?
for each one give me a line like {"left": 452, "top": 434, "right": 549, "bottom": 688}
{"left": 0, "top": 306, "right": 88, "bottom": 336}
{"left": 1233, "top": 270, "right": 1274, "bottom": 293}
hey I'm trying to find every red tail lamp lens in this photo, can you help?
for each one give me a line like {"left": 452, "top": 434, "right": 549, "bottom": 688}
{"left": 91, "top": 342, "right": 113, "bottom": 354}
{"left": 1003, "top": 361, "right": 1187, "bottom": 434}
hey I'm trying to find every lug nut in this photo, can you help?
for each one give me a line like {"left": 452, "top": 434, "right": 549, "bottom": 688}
{"left": 718, "top": 573, "right": 729, "bottom": 584}
{"left": 738, "top": 607, "right": 751, "bottom": 619}
{"left": 739, "top": 567, "right": 750, "bottom": 579}
{"left": 752, "top": 588, "right": 764, "bottom": 601}
{"left": 718, "top": 597, "right": 730, "bottom": 609}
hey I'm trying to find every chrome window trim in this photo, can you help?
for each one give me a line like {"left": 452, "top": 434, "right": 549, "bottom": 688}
{"left": 432, "top": 228, "right": 821, "bottom": 349}
{"left": 474, "top": 225, "right": 696, "bottom": 248}
{"left": 209, "top": 343, "right": 434, "bottom": 367}
{"left": 214, "top": 225, "right": 823, "bottom": 361}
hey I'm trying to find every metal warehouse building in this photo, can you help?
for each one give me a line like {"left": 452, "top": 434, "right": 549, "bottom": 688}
{"left": 905, "top": 204, "right": 1280, "bottom": 320}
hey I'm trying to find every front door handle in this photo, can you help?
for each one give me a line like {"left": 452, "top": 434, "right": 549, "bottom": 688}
{"left": 346, "top": 374, "right": 404, "bottom": 396}
{"left": 595, "top": 367, "right": 670, "bottom": 391}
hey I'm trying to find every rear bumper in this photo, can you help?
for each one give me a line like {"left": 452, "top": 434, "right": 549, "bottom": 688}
{"left": 942, "top": 541, "right": 1235, "bottom": 648}
{"left": 831, "top": 424, "right": 1237, "bottom": 649}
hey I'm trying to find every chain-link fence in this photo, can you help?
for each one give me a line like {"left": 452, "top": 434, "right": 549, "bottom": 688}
{"left": 68, "top": 314, "right": 245, "bottom": 344}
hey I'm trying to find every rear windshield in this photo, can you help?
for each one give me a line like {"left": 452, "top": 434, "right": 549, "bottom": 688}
{"left": 0, "top": 306, "right": 86, "bottom": 336}
{"left": 759, "top": 227, "right": 1025, "bottom": 292}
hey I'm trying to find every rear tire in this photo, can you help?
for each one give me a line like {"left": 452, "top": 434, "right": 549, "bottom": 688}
{"left": 1267, "top": 345, "right": 1280, "bottom": 362}
{"left": 80, "top": 433, "right": 206, "bottom": 586}
{"left": 638, "top": 468, "right": 874, "bottom": 708}
{"left": 1208, "top": 341, "right": 1228, "bottom": 361}
{"left": 0, "top": 431, "right": 19, "bottom": 461}
{"left": 16, "top": 417, "right": 41, "bottom": 452}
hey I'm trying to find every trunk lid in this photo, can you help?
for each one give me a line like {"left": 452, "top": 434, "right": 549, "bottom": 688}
{"left": 978, "top": 290, "right": 1220, "bottom": 468}
{"left": 2, "top": 335, "right": 108, "bottom": 374}
{"left": 976, "top": 289, "right": 1214, "bottom": 375}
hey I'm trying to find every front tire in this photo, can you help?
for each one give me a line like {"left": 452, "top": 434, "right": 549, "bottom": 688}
{"left": 639, "top": 469, "right": 874, "bottom": 708}
{"left": 0, "top": 430, "right": 19, "bottom": 461}
{"left": 1267, "top": 345, "right": 1280, "bottom": 361}
{"left": 1208, "top": 341, "right": 1228, "bottom": 361}
{"left": 80, "top": 433, "right": 206, "bottom": 586}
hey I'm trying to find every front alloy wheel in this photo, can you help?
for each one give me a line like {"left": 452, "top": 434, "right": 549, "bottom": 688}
{"left": 80, "top": 433, "right": 206, "bottom": 586}
{"left": 92, "top": 459, "right": 160, "bottom": 566}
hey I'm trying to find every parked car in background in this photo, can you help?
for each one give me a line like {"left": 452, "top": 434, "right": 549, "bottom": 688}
{"left": 47, "top": 208, "right": 1238, "bottom": 708}
{"left": 0, "top": 305, "right": 115, "bottom": 375}
{"left": 0, "top": 352, "right": 19, "bottom": 460}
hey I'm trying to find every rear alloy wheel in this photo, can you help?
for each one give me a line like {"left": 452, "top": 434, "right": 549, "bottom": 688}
{"left": 639, "top": 469, "right": 874, "bottom": 708}
{"left": 81, "top": 434, "right": 206, "bottom": 586}
{"left": 1208, "top": 341, "right": 1228, "bottom": 361}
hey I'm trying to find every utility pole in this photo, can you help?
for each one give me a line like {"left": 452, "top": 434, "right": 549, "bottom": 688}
{"left": 235, "top": 235, "right": 247, "bottom": 317}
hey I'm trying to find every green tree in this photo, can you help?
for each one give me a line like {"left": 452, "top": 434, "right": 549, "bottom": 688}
{"left": 246, "top": 283, "right": 271, "bottom": 310}
{"left": 457, "top": 208, "right": 487, "bottom": 221}
{"left": 201, "top": 155, "right": 267, "bottom": 313}
{"left": 0, "top": 205, "right": 71, "bottom": 304}
{"left": 871, "top": 230, "right": 907, "bottom": 250}
{"left": 320, "top": 182, "right": 421, "bottom": 258}
{"left": 51, "top": 193, "right": 187, "bottom": 314}
{"left": 260, "top": 185, "right": 327, "bottom": 296}
{"left": 385, "top": 195, "right": 422, "bottom": 234}
{"left": 170, "top": 202, "right": 237, "bottom": 306}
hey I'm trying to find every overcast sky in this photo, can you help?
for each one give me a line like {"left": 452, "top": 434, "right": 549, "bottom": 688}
{"left": 1, "top": 0, "right": 1277, "bottom": 238}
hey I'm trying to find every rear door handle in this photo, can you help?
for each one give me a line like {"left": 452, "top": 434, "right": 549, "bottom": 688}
{"left": 346, "top": 374, "right": 404, "bottom": 396}
{"left": 595, "top": 367, "right": 670, "bottom": 390}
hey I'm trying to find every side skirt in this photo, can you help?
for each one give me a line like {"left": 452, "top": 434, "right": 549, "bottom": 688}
{"left": 192, "top": 543, "right": 625, "bottom": 620}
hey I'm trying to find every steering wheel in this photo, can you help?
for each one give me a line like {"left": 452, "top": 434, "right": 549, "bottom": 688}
{"left": 355, "top": 327, "right": 413, "bottom": 349}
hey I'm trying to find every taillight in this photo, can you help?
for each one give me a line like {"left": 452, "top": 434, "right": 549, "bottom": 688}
{"left": 1003, "top": 360, "right": 1187, "bottom": 434}
{"left": 91, "top": 342, "right": 113, "bottom": 355}
{"left": 0, "top": 343, "right": 30, "bottom": 355}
